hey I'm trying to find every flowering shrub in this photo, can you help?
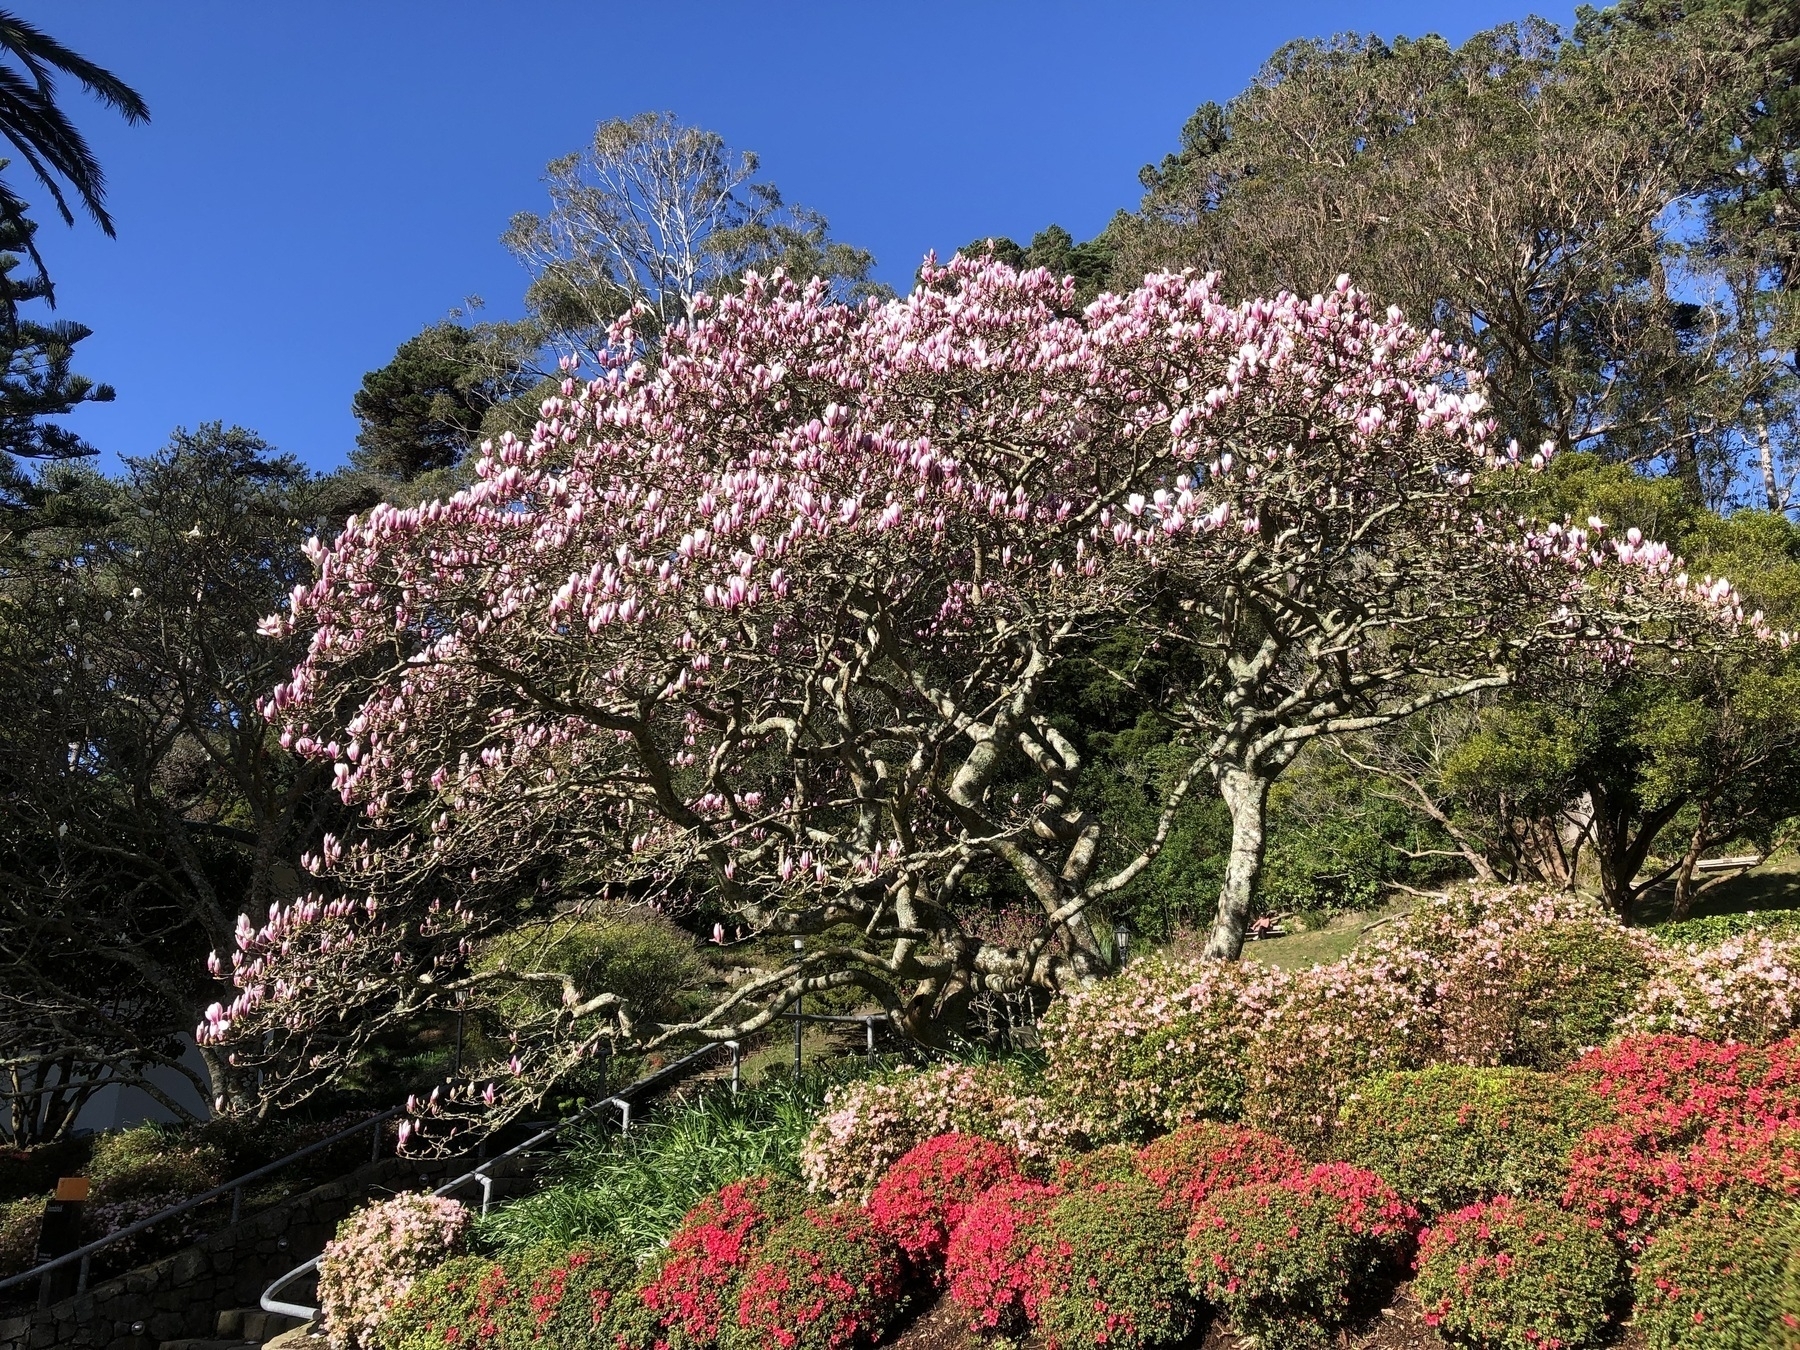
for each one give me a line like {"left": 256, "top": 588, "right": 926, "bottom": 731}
{"left": 1439, "top": 909, "right": 1657, "bottom": 1070}
{"left": 375, "top": 1256, "right": 495, "bottom": 1350}
{"left": 944, "top": 1177, "right": 1062, "bottom": 1335}
{"left": 1243, "top": 941, "right": 1444, "bottom": 1148}
{"left": 82, "top": 1190, "right": 205, "bottom": 1269}
{"left": 1039, "top": 956, "right": 1284, "bottom": 1138}
{"left": 722, "top": 1204, "right": 907, "bottom": 1350}
{"left": 865, "top": 1133, "right": 1020, "bottom": 1272}
{"left": 1633, "top": 1191, "right": 1799, "bottom": 1350}
{"left": 1413, "top": 1196, "right": 1624, "bottom": 1350}
{"left": 1627, "top": 935, "right": 1800, "bottom": 1046}
{"left": 634, "top": 1173, "right": 806, "bottom": 1349}
{"left": 85, "top": 1125, "right": 227, "bottom": 1201}
{"left": 1133, "top": 1121, "right": 1306, "bottom": 1213}
{"left": 1562, "top": 1036, "right": 1800, "bottom": 1241}
{"left": 1182, "top": 1164, "right": 1416, "bottom": 1350}
{"left": 318, "top": 1193, "right": 472, "bottom": 1350}
{"left": 0, "top": 1197, "right": 42, "bottom": 1278}
{"left": 799, "top": 1062, "right": 1074, "bottom": 1200}
{"left": 1336, "top": 1067, "right": 1608, "bottom": 1216}
{"left": 1036, "top": 1178, "right": 1197, "bottom": 1350}
{"left": 1053, "top": 1145, "right": 1141, "bottom": 1189}
{"left": 512, "top": 1244, "right": 639, "bottom": 1350}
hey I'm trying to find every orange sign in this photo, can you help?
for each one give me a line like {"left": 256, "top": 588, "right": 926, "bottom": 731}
{"left": 53, "top": 1177, "right": 90, "bottom": 1202}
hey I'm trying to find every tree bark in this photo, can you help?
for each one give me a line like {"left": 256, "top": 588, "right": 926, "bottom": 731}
{"left": 1203, "top": 767, "right": 1271, "bottom": 960}
{"left": 1671, "top": 799, "right": 1714, "bottom": 921}
{"left": 1757, "top": 405, "right": 1786, "bottom": 515}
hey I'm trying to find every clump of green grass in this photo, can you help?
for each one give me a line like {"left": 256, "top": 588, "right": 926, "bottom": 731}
{"left": 473, "top": 1064, "right": 857, "bottom": 1260}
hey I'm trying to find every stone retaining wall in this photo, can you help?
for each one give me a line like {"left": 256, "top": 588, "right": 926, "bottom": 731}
{"left": 0, "top": 1156, "right": 486, "bottom": 1350}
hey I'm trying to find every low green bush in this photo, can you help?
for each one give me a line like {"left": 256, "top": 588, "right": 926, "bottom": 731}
{"left": 721, "top": 1203, "right": 908, "bottom": 1350}
{"left": 1656, "top": 908, "right": 1800, "bottom": 947}
{"left": 1634, "top": 1192, "right": 1799, "bottom": 1350}
{"left": 1037, "top": 1178, "right": 1197, "bottom": 1350}
{"left": 1491, "top": 917, "right": 1657, "bottom": 1070}
{"left": 1053, "top": 1143, "right": 1140, "bottom": 1189}
{"left": 1413, "top": 1196, "right": 1624, "bottom": 1350}
{"left": 85, "top": 1124, "right": 226, "bottom": 1202}
{"left": 1336, "top": 1066, "right": 1607, "bottom": 1216}
{"left": 1182, "top": 1164, "right": 1416, "bottom": 1350}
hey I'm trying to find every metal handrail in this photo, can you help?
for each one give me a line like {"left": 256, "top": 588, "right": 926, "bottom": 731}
{"left": 260, "top": 1039, "right": 741, "bottom": 1322}
{"left": 0, "top": 1105, "right": 402, "bottom": 1304}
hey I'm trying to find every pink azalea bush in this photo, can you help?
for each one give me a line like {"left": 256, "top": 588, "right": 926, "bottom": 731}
{"left": 1242, "top": 937, "right": 1446, "bottom": 1147}
{"left": 865, "top": 1133, "right": 1021, "bottom": 1273}
{"left": 943, "top": 1177, "right": 1063, "bottom": 1336}
{"left": 1183, "top": 1163, "right": 1418, "bottom": 1350}
{"left": 722, "top": 1204, "right": 908, "bottom": 1350}
{"left": 1413, "top": 1196, "right": 1624, "bottom": 1350}
{"left": 1561, "top": 1035, "right": 1800, "bottom": 1243}
{"left": 1626, "top": 934, "right": 1800, "bottom": 1045}
{"left": 318, "top": 1193, "right": 472, "bottom": 1350}
{"left": 1039, "top": 956, "right": 1285, "bottom": 1138}
{"left": 799, "top": 1062, "right": 1075, "bottom": 1200}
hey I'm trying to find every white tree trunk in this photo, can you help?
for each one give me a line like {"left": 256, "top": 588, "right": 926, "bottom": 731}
{"left": 1203, "top": 767, "right": 1271, "bottom": 959}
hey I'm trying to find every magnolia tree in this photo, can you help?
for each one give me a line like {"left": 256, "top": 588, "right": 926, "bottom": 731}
{"left": 200, "top": 257, "right": 1763, "bottom": 1124}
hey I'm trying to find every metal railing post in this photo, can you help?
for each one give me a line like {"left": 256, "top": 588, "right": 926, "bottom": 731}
{"left": 370, "top": 1117, "right": 382, "bottom": 1163}
{"left": 726, "top": 1040, "right": 740, "bottom": 1097}
{"left": 476, "top": 1174, "right": 493, "bottom": 1218}
{"left": 230, "top": 1185, "right": 242, "bottom": 1225}
{"left": 865, "top": 1017, "right": 876, "bottom": 1064}
{"left": 75, "top": 1254, "right": 90, "bottom": 1296}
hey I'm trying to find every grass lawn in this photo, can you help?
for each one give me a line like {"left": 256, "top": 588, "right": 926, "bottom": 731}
{"left": 1239, "top": 904, "right": 1410, "bottom": 969}
{"left": 1629, "top": 849, "right": 1800, "bottom": 926}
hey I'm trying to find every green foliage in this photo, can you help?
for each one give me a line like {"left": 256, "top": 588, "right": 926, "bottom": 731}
{"left": 0, "top": 216, "right": 114, "bottom": 493}
{"left": 475, "top": 1078, "right": 824, "bottom": 1260}
{"left": 85, "top": 1125, "right": 225, "bottom": 1202}
{"left": 1634, "top": 1192, "right": 1800, "bottom": 1350}
{"left": 1413, "top": 1197, "right": 1624, "bottom": 1350}
{"left": 1656, "top": 908, "right": 1800, "bottom": 946}
{"left": 1038, "top": 1179, "right": 1197, "bottom": 1350}
{"left": 1336, "top": 1067, "right": 1608, "bottom": 1217}
{"left": 1446, "top": 916, "right": 1659, "bottom": 1070}
{"left": 351, "top": 323, "right": 522, "bottom": 481}
{"left": 478, "top": 910, "right": 703, "bottom": 1030}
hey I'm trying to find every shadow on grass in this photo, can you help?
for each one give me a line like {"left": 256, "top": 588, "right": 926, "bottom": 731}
{"left": 1630, "top": 851, "right": 1800, "bottom": 927}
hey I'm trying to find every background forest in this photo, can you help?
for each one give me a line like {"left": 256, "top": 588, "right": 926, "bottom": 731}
{"left": 6, "top": 0, "right": 1800, "bottom": 1144}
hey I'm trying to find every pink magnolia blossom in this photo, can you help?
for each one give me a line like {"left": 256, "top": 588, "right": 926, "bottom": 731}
{"left": 204, "top": 256, "right": 1765, "bottom": 1121}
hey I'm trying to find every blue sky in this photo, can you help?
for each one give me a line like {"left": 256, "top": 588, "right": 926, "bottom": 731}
{"left": 19, "top": 1, "right": 1574, "bottom": 472}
